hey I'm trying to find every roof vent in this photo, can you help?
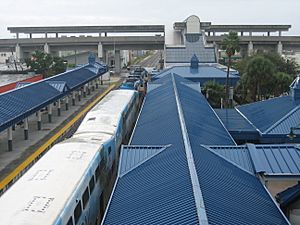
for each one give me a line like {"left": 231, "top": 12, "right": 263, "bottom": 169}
{"left": 190, "top": 54, "right": 199, "bottom": 69}
{"left": 88, "top": 52, "right": 96, "bottom": 65}
{"left": 290, "top": 75, "right": 300, "bottom": 100}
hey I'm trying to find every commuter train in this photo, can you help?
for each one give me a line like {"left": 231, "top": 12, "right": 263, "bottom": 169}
{"left": 0, "top": 89, "right": 140, "bottom": 225}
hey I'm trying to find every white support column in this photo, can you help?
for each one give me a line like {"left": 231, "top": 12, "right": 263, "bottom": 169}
{"left": 44, "top": 43, "right": 50, "bottom": 54}
{"left": 15, "top": 43, "right": 23, "bottom": 60}
{"left": 115, "top": 50, "right": 121, "bottom": 74}
{"left": 277, "top": 41, "right": 283, "bottom": 55}
{"left": 57, "top": 100, "right": 61, "bottom": 116}
{"left": 65, "top": 96, "right": 69, "bottom": 110}
{"left": 72, "top": 92, "right": 76, "bottom": 106}
{"left": 37, "top": 110, "right": 42, "bottom": 130}
{"left": 7, "top": 127, "right": 13, "bottom": 151}
{"left": 83, "top": 85, "right": 87, "bottom": 97}
{"left": 98, "top": 42, "right": 103, "bottom": 58}
{"left": 78, "top": 90, "right": 82, "bottom": 101}
{"left": 248, "top": 41, "right": 254, "bottom": 56}
{"left": 24, "top": 118, "right": 29, "bottom": 140}
{"left": 48, "top": 104, "right": 52, "bottom": 123}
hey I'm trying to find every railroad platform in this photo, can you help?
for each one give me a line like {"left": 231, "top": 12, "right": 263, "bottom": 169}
{"left": 0, "top": 76, "right": 122, "bottom": 192}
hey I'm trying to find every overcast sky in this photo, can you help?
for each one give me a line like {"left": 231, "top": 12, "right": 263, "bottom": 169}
{"left": 0, "top": 0, "right": 299, "bottom": 40}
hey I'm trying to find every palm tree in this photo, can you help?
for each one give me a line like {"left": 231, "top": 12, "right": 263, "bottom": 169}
{"left": 221, "top": 31, "right": 240, "bottom": 108}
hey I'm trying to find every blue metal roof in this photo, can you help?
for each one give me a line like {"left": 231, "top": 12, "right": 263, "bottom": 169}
{"left": 48, "top": 64, "right": 105, "bottom": 91}
{"left": 237, "top": 96, "right": 300, "bottom": 133}
{"left": 103, "top": 144, "right": 199, "bottom": 225}
{"left": 103, "top": 74, "right": 289, "bottom": 224}
{"left": 0, "top": 81, "right": 64, "bottom": 132}
{"left": 130, "top": 75, "right": 184, "bottom": 146}
{"left": 191, "top": 145, "right": 289, "bottom": 225}
{"left": 15, "top": 82, "right": 32, "bottom": 88}
{"left": 153, "top": 65, "right": 240, "bottom": 86}
{"left": 173, "top": 74, "right": 236, "bottom": 145}
{"left": 0, "top": 62, "right": 107, "bottom": 133}
{"left": 276, "top": 182, "right": 300, "bottom": 207}
{"left": 208, "top": 144, "right": 300, "bottom": 177}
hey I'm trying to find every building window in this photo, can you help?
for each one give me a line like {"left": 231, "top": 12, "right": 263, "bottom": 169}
{"left": 89, "top": 176, "right": 95, "bottom": 193}
{"left": 67, "top": 216, "right": 74, "bottom": 225}
{"left": 74, "top": 200, "right": 82, "bottom": 224}
{"left": 82, "top": 187, "right": 90, "bottom": 209}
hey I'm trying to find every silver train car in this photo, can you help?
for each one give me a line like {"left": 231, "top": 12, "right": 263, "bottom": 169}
{"left": 0, "top": 89, "right": 139, "bottom": 225}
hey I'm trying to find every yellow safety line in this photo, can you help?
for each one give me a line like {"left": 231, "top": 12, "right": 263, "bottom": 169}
{"left": 0, "top": 83, "right": 117, "bottom": 190}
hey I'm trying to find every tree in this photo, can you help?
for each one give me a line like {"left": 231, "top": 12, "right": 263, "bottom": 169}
{"left": 244, "top": 56, "right": 275, "bottom": 101}
{"left": 273, "top": 72, "right": 294, "bottom": 96}
{"left": 221, "top": 31, "right": 240, "bottom": 108}
{"left": 203, "top": 81, "right": 225, "bottom": 108}
{"left": 25, "top": 50, "right": 67, "bottom": 78}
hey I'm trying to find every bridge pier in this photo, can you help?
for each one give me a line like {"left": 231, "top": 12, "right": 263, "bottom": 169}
{"left": 277, "top": 41, "right": 283, "bottom": 55}
{"left": 114, "top": 50, "right": 121, "bottom": 74}
{"left": 15, "top": 44, "right": 23, "bottom": 60}
{"left": 248, "top": 41, "right": 254, "bottom": 56}
{"left": 98, "top": 42, "right": 103, "bottom": 59}
{"left": 44, "top": 43, "right": 50, "bottom": 54}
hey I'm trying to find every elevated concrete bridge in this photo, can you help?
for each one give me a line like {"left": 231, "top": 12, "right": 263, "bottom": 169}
{"left": 0, "top": 25, "right": 165, "bottom": 72}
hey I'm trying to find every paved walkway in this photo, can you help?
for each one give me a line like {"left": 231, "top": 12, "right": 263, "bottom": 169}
{"left": 0, "top": 76, "right": 121, "bottom": 184}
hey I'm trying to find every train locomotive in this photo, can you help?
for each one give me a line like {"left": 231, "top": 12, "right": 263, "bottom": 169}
{"left": 0, "top": 89, "right": 140, "bottom": 225}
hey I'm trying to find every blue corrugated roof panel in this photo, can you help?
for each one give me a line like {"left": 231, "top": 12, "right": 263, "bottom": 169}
{"left": 48, "top": 65, "right": 99, "bottom": 90}
{"left": 266, "top": 106, "right": 300, "bottom": 135}
{"left": 192, "top": 145, "right": 289, "bottom": 225}
{"left": 237, "top": 96, "right": 300, "bottom": 133}
{"left": 0, "top": 81, "right": 62, "bottom": 132}
{"left": 173, "top": 74, "right": 236, "bottom": 145}
{"left": 130, "top": 75, "right": 183, "bottom": 146}
{"left": 250, "top": 145, "right": 300, "bottom": 176}
{"left": 215, "top": 108, "right": 257, "bottom": 132}
{"left": 119, "top": 145, "right": 170, "bottom": 177}
{"left": 154, "top": 65, "right": 239, "bottom": 86}
{"left": 46, "top": 81, "right": 69, "bottom": 93}
{"left": 103, "top": 145, "right": 199, "bottom": 225}
{"left": 208, "top": 144, "right": 300, "bottom": 176}
{"left": 208, "top": 145, "right": 255, "bottom": 173}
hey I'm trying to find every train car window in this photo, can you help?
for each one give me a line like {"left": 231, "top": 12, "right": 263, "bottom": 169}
{"left": 82, "top": 187, "right": 90, "bottom": 209}
{"left": 89, "top": 176, "right": 95, "bottom": 193}
{"left": 95, "top": 165, "right": 100, "bottom": 181}
{"left": 66, "top": 216, "right": 74, "bottom": 225}
{"left": 108, "top": 147, "right": 112, "bottom": 155}
{"left": 74, "top": 200, "right": 82, "bottom": 224}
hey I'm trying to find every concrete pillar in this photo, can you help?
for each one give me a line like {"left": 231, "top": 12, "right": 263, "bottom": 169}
{"left": 98, "top": 42, "right": 103, "bottom": 58}
{"left": 96, "top": 79, "right": 99, "bottom": 89}
{"left": 72, "top": 92, "right": 76, "bottom": 106}
{"left": 78, "top": 90, "right": 81, "bottom": 101}
{"left": 91, "top": 80, "right": 95, "bottom": 92}
{"left": 267, "top": 32, "right": 270, "bottom": 36}
{"left": 208, "top": 31, "right": 210, "bottom": 36}
{"left": 279, "top": 31, "right": 282, "bottom": 36}
{"left": 29, "top": 33, "right": 32, "bottom": 38}
{"left": 12, "top": 124, "right": 15, "bottom": 131}
{"left": 241, "top": 32, "right": 243, "bottom": 36}
{"left": 56, "top": 33, "right": 59, "bottom": 38}
{"left": 114, "top": 50, "right": 121, "bottom": 74}
{"left": 15, "top": 43, "right": 23, "bottom": 60}
{"left": 24, "top": 118, "right": 29, "bottom": 140}
{"left": 65, "top": 96, "right": 69, "bottom": 110}
{"left": 105, "top": 32, "right": 107, "bottom": 37}
{"left": 45, "top": 33, "right": 48, "bottom": 38}
{"left": 7, "top": 127, "right": 13, "bottom": 151}
{"left": 87, "top": 83, "right": 91, "bottom": 95}
{"left": 248, "top": 41, "right": 254, "bottom": 56}
{"left": 44, "top": 43, "right": 50, "bottom": 54}
{"left": 48, "top": 104, "right": 52, "bottom": 123}
{"left": 83, "top": 85, "right": 87, "bottom": 97}
{"left": 277, "top": 41, "right": 283, "bottom": 55}
{"left": 37, "top": 110, "right": 42, "bottom": 130}
{"left": 213, "top": 31, "right": 216, "bottom": 36}
{"left": 16, "top": 33, "right": 19, "bottom": 39}
{"left": 57, "top": 100, "right": 61, "bottom": 116}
